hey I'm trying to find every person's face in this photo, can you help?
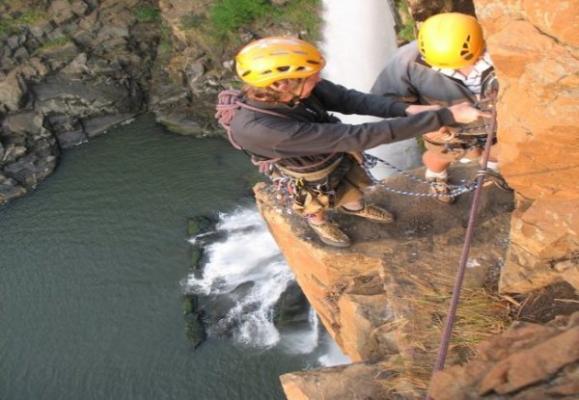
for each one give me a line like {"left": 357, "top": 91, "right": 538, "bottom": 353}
{"left": 300, "top": 72, "right": 321, "bottom": 99}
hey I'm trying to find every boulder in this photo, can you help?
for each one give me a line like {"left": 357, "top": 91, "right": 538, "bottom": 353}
{"left": 55, "top": 129, "right": 88, "bottom": 148}
{"left": 0, "top": 71, "right": 24, "bottom": 112}
{"left": 430, "top": 312, "right": 579, "bottom": 399}
{"left": 82, "top": 113, "right": 136, "bottom": 138}
{"left": 48, "top": 0, "right": 76, "bottom": 25}
{"left": 33, "top": 76, "right": 138, "bottom": 117}
{"left": 2, "top": 111, "right": 44, "bottom": 136}
{"left": 281, "top": 361, "right": 396, "bottom": 400}
{"left": 274, "top": 281, "right": 310, "bottom": 326}
{"left": 0, "top": 178, "right": 26, "bottom": 204}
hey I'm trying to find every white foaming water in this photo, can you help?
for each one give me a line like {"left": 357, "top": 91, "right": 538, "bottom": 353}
{"left": 321, "top": 0, "right": 422, "bottom": 179}
{"left": 186, "top": 207, "right": 319, "bottom": 351}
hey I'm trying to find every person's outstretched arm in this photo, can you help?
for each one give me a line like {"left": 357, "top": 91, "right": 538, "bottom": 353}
{"left": 233, "top": 103, "right": 488, "bottom": 159}
{"left": 313, "top": 79, "right": 410, "bottom": 118}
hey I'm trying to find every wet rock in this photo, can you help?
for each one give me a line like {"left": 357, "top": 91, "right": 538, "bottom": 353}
{"left": 187, "top": 215, "right": 218, "bottom": 275}
{"left": 83, "top": 113, "right": 136, "bottom": 137}
{"left": 183, "top": 295, "right": 206, "bottom": 348}
{"left": 187, "top": 215, "right": 217, "bottom": 237}
{"left": 274, "top": 281, "right": 310, "bottom": 326}
{"left": 55, "top": 129, "right": 88, "bottom": 148}
{"left": 155, "top": 112, "right": 205, "bottom": 136}
{"left": 4, "top": 153, "right": 42, "bottom": 188}
{"left": 33, "top": 76, "right": 138, "bottom": 116}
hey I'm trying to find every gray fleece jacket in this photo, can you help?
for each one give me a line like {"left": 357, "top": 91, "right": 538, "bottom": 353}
{"left": 371, "top": 41, "right": 493, "bottom": 106}
{"left": 230, "top": 79, "right": 457, "bottom": 160}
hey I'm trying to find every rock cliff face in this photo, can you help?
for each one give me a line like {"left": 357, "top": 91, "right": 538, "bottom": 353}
{"left": 429, "top": 312, "right": 579, "bottom": 399}
{"left": 0, "top": 0, "right": 160, "bottom": 204}
{"left": 474, "top": 0, "right": 579, "bottom": 293}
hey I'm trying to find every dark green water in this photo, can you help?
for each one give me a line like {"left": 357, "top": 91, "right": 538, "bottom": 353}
{"left": 0, "top": 116, "right": 316, "bottom": 400}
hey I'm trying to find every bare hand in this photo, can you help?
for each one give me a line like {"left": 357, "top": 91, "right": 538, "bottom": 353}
{"left": 448, "top": 102, "right": 492, "bottom": 124}
{"left": 405, "top": 104, "right": 441, "bottom": 115}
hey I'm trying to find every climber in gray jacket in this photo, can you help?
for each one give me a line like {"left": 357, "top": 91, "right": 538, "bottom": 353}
{"left": 227, "top": 36, "right": 488, "bottom": 248}
{"left": 371, "top": 12, "right": 501, "bottom": 203}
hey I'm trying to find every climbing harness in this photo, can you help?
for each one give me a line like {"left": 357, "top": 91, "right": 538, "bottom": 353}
{"left": 425, "top": 90, "right": 500, "bottom": 400}
{"left": 215, "top": 89, "right": 344, "bottom": 207}
{"left": 215, "top": 89, "right": 284, "bottom": 173}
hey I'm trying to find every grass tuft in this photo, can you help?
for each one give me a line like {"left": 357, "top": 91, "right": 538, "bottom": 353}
{"left": 135, "top": 5, "right": 161, "bottom": 23}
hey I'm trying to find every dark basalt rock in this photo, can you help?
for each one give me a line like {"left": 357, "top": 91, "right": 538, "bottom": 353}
{"left": 274, "top": 281, "right": 310, "bottom": 326}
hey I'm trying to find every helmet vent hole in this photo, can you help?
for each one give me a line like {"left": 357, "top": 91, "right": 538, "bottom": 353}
{"left": 295, "top": 66, "right": 306, "bottom": 72}
{"left": 276, "top": 66, "right": 290, "bottom": 72}
{"left": 242, "top": 71, "right": 251, "bottom": 77}
{"left": 466, "top": 35, "right": 471, "bottom": 42}
{"left": 460, "top": 50, "right": 469, "bottom": 56}
{"left": 262, "top": 69, "right": 272, "bottom": 75}
{"left": 463, "top": 53, "right": 474, "bottom": 61}
{"left": 462, "top": 42, "right": 469, "bottom": 49}
{"left": 306, "top": 60, "right": 320, "bottom": 65}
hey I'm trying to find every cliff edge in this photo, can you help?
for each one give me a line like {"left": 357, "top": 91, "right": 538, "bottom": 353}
{"left": 256, "top": 165, "right": 515, "bottom": 397}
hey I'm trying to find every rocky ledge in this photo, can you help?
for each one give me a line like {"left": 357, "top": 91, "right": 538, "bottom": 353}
{"left": 255, "top": 165, "right": 516, "bottom": 398}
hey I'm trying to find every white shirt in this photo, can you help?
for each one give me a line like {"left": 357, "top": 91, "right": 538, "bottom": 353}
{"left": 434, "top": 51, "right": 494, "bottom": 95}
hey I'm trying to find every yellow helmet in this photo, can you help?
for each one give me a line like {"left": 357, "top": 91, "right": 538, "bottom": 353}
{"left": 235, "top": 36, "right": 325, "bottom": 88}
{"left": 418, "top": 13, "right": 485, "bottom": 69}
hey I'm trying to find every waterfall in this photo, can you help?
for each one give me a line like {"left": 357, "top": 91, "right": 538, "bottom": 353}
{"left": 320, "top": 0, "right": 422, "bottom": 179}
{"left": 185, "top": 207, "right": 324, "bottom": 352}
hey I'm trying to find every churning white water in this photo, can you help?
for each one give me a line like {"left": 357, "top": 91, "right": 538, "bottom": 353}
{"left": 321, "top": 0, "right": 422, "bottom": 178}
{"left": 185, "top": 207, "right": 349, "bottom": 364}
{"left": 185, "top": 207, "right": 320, "bottom": 352}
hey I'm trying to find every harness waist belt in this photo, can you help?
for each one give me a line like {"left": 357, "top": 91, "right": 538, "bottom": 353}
{"left": 276, "top": 156, "right": 344, "bottom": 182}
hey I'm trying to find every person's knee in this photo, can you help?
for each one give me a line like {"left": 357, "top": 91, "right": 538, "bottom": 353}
{"left": 423, "top": 151, "right": 451, "bottom": 172}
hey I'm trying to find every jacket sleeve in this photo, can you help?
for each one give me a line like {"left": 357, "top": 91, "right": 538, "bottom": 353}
{"left": 245, "top": 108, "right": 455, "bottom": 158}
{"left": 370, "top": 43, "right": 420, "bottom": 102}
{"left": 313, "top": 79, "right": 410, "bottom": 118}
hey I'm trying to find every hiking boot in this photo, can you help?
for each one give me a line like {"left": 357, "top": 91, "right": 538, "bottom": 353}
{"left": 338, "top": 204, "right": 395, "bottom": 224}
{"left": 481, "top": 169, "right": 512, "bottom": 192}
{"left": 308, "top": 220, "right": 351, "bottom": 248}
{"left": 428, "top": 178, "right": 456, "bottom": 204}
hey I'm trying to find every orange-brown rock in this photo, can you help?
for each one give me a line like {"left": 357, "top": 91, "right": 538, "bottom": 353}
{"left": 255, "top": 166, "right": 514, "bottom": 398}
{"left": 280, "top": 361, "right": 394, "bottom": 400}
{"left": 430, "top": 312, "right": 579, "bottom": 399}
{"left": 475, "top": 0, "right": 579, "bottom": 293}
